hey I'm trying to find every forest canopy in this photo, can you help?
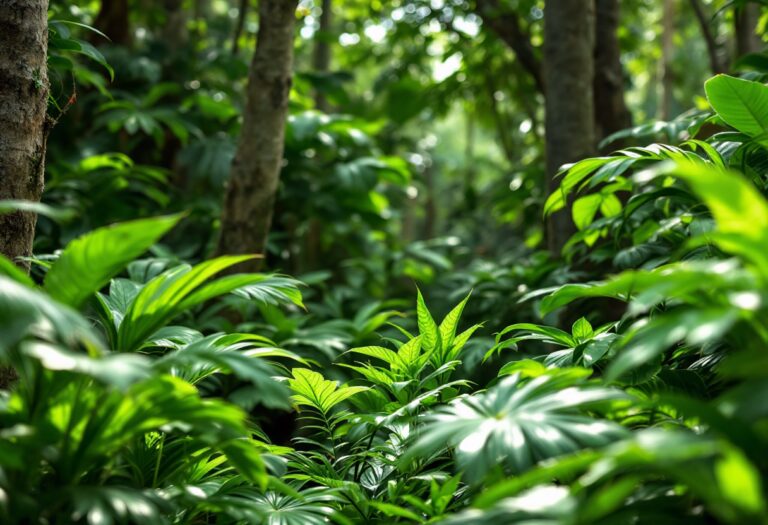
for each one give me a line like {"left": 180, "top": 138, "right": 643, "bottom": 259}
{"left": 1, "top": 0, "right": 768, "bottom": 523}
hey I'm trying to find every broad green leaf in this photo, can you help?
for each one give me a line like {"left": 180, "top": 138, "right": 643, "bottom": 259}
{"left": 571, "top": 318, "right": 593, "bottom": 341}
{"left": 572, "top": 194, "right": 602, "bottom": 230}
{"left": 44, "top": 215, "right": 181, "bottom": 309}
{"left": 670, "top": 162, "right": 768, "bottom": 276}
{"left": 705, "top": 75, "right": 768, "bottom": 139}
{"left": 0, "top": 276, "right": 103, "bottom": 353}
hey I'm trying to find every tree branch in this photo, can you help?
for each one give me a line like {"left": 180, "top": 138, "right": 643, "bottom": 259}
{"left": 689, "top": 0, "right": 726, "bottom": 73}
{"left": 475, "top": 0, "right": 544, "bottom": 93}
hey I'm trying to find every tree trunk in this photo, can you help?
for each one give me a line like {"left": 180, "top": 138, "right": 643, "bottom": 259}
{"left": 689, "top": 0, "right": 725, "bottom": 74}
{"left": 92, "top": 0, "right": 131, "bottom": 45}
{"left": 312, "top": 0, "right": 333, "bottom": 112}
{"left": 232, "top": 0, "right": 248, "bottom": 55}
{"left": 660, "top": 0, "right": 675, "bottom": 120}
{"left": 734, "top": 2, "right": 763, "bottom": 59}
{"left": 0, "top": 0, "right": 50, "bottom": 272}
{"left": 594, "top": 0, "right": 632, "bottom": 150}
{"left": 544, "top": 0, "right": 596, "bottom": 255}
{"left": 162, "top": 0, "right": 188, "bottom": 53}
{"left": 0, "top": 0, "right": 49, "bottom": 390}
{"left": 216, "top": 0, "right": 297, "bottom": 271}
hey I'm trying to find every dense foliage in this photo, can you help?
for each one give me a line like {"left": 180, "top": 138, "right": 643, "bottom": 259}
{"left": 2, "top": 1, "right": 768, "bottom": 524}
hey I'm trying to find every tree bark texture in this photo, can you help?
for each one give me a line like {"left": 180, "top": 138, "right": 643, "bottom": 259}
{"left": 92, "top": 0, "right": 132, "bottom": 46}
{"left": 0, "top": 0, "right": 50, "bottom": 271}
{"left": 544, "top": 0, "right": 596, "bottom": 255}
{"left": 594, "top": 0, "right": 632, "bottom": 149}
{"left": 734, "top": 2, "right": 763, "bottom": 59}
{"left": 217, "top": 0, "right": 298, "bottom": 271}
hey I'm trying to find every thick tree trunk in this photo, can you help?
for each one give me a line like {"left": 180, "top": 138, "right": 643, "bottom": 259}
{"left": 594, "top": 0, "right": 632, "bottom": 149}
{"left": 0, "top": 0, "right": 50, "bottom": 272}
{"left": 216, "top": 0, "right": 297, "bottom": 271}
{"left": 544, "top": 0, "right": 596, "bottom": 255}
{"left": 734, "top": 3, "right": 763, "bottom": 59}
{"left": 312, "top": 0, "right": 333, "bottom": 112}
{"left": 92, "top": 0, "right": 132, "bottom": 45}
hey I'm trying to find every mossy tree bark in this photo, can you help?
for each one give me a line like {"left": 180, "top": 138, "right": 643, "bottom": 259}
{"left": 0, "top": 0, "right": 49, "bottom": 390}
{"left": 216, "top": 0, "right": 298, "bottom": 271}
{"left": 0, "top": 0, "right": 50, "bottom": 272}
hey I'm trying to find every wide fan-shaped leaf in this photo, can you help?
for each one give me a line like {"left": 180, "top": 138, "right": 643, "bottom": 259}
{"left": 402, "top": 373, "right": 629, "bottom": 482}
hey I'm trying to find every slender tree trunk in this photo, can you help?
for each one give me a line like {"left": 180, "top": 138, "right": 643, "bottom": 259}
{"left": 594, "top": 0, "right": 632, "bottom": 150}
{"left": 734, "top": 2, "right": 763, "bottom": 59}
{"left": 92, "top": 0, "right": 132, "bottom": 45}
{"left": 216, "top": 0, "right": 298, "bottom": 271}
{"left": 544, "top": 0, "right": 596, "bottom": 255}
{"left": 232, "top": 0, "right": 248, "bottom": 55}
{"left": 162, "top": 0, "right": 188, "bottom": 53}
{"left": 689, "top": 0, "right": 726, "bottom": 74}
{"left": 423, "top": 164, "right": 437, "bottom": 239}
{"left": 660, "top": 0, "right": 675, "bottom": 120}
{"left": 0, "top": 0, "right": 49, "bottom": 390}
{"left": 312, "top": 0, "right": 333, "bottom": 112}
{"left": 0, "top": 0, "right": 50, "bottom": 271}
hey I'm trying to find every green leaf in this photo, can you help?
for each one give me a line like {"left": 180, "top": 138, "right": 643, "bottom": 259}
{"left": 572, "top": 194, "right": 602, "bottom": 230}
{"left": 0, "top": 276, "right": 103, "bottom": 353}
{"left": 0, "top": 254, "right": 35, "bottom": 287}
{"left": 438, "top": 292, "right": 471, "bottom": 350}
{"left": 705, "top": 75, "right": 768, "bottom": 139}
{"left": 287, "top": 368, "right": 367, "bottom": 414}
{"left": 116, "top": 255, "right": 278, "bottom": 351}
{"left": 44, "top": 215, "right": 181, "bottom": 309}
{"left": 669, "top": 161, "right": 768, "bottom": 276}
{"left": 346, "top": 345, "right": 405, "bottom": 369}
{"left": 0, "top": 199, "right": 76, "bottom": 222}
{"left": 401, "top": 373, "right": 629, "bottom": 482}
{"left": 416, "top": 289, "right": 439, "bottom": 353}
{"left": 571, "top": 317, "right": 593, "bottom": 341}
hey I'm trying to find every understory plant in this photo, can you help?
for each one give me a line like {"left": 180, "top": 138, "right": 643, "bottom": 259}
{"left": 2, "top": 73, "right": 768, "bottom": 524}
